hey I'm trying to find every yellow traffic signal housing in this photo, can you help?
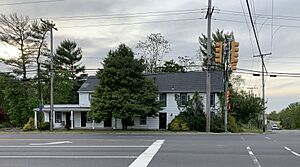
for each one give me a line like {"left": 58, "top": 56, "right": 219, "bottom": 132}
{"left": 231, "top": 41, "right": 239, "bottom": 71}
{"left": 215, "top": 42, "right": 223, "bottom": 64}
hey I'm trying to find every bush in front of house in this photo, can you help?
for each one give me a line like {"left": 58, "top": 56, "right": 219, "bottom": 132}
{"left": 211, "top": 114, "right": 224, "bottom": 133}
{"left": 41, "top": 122, "right": 50, "bottom": 130}
{"left": 228, "top": 114, "right": 242, "bottom": 133}
{"left": 64, "top": 124, "right": 70, "bottom": 130}
{"left": 22, "top": 117, "right": 35, "bottom": 131}
{"left": 168, "top": 112, "right": 190, "bottom": 131}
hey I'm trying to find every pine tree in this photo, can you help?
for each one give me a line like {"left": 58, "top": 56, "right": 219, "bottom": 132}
{"left": 91, "top": 44, "right": 161, "bottom": 129}
{"left": 55, "top": 40, "right": 85, "bottom": 81}
{"left": 54, "top": 40, "right": 86, "bottom": 104}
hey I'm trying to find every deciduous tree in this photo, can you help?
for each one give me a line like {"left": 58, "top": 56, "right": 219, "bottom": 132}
{"left": 137, "top": 33, "right": 170, "bottom": 73}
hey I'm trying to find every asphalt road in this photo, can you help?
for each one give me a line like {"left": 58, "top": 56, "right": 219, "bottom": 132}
{"left": 0, "top": 130, "right": 299, "bottom": 167}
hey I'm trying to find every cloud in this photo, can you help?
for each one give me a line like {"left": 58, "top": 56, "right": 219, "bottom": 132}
{"left": 0, "top": 0, "right": 299, "bottom": 111}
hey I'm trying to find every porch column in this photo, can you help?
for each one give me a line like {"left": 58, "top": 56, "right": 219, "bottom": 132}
{"left": 71, "top": 111, "right": 74, "bottom": 129}
{"left": 34, "top": 111, "right": 38, "bottom": 129}
{"left": 92, "top": 120, "right": 95, "bottom": 130}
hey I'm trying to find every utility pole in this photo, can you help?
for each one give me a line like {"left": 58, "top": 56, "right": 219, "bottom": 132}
{"left": 205, "top": 0, "right": 213, "bottom": 132}
{"left": 254, "top": 53, "right": 271, "bottom": 132}
{"left": 41, "top": 19, "right": 57, "bottom": 132}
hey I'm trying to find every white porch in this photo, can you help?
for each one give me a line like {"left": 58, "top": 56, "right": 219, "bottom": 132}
{"left": 33, "top": 104, "right": 167, "bottom": 130}
{"left": 33, "top": 104, "right": 103, "bottom": 129}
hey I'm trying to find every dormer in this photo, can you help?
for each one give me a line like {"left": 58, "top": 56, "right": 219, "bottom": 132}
{"left": 78, "top": 76, "right": 99, "bottom": 107}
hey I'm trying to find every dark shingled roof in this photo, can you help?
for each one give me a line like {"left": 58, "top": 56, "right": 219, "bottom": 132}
{"left": 78, "top": 71, "right": 224, "bottom": 93}
{"left": 78, "top": 76, "right": 99, "bottom": 92}
{"left": 145, "top": 71, "right": 223, "bottom": 93}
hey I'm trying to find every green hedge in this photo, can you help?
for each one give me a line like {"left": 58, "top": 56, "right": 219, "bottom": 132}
{"left": 168, "top": 113, "right": 190, "bottom": 131}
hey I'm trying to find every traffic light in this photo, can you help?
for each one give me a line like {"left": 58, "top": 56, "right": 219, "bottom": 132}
{"left": 231, "top": 41, "right": 239, "bottom": 71}
{"left": 226, "top": 90, "right": 231, "bottom": 112}
{"left": 215, "top": 42, "right": 223, "bottom": 64}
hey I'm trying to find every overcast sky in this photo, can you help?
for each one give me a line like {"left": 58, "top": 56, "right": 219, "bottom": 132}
{"left": 0, "top": 0, "right": 299, "bottom": 113}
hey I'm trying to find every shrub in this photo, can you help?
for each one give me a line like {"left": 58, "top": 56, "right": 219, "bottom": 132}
{"left": 168, "top": 113, "right": 190, "bottom": 131}
{"left": 22, "top": 117, "right": 35, "bottom": 131}
{"left": 228, "top": 114, "right": 242, "bottom": 133}
{"left": 41, "top": 122, "right": 50, "bottom": 130}
{"left": 185, "top": 92, "right": 206, "bottom": 131}
{"left": 65, "top": 124, "right": 70, "bottom": 130}
{"left": 211, "top": 114, "right": 224, "bottom": 132}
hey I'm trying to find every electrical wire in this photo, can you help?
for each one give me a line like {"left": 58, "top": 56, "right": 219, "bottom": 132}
{"left": 0, "top": 0, "right": 64, "bottom": 6}
{"left": 38, "top": 9, "right": 202, "bottom": 21}
{"left": 58, "top": 17, "right": 204, "bottom": 28}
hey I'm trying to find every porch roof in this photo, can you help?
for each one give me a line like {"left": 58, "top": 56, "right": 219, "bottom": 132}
{"left": 33, "top": 104, "right": 90, "bottom": 112}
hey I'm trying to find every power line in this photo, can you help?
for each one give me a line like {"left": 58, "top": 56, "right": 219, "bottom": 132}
{"left": 245, "top": 0, "right": 262, "bottom": 55}
{"left": 38, "top": 9, "right": 202, "bottom": 21}
{"left": 214, "top": 17, "right": 300, "bottom": 29}
{"left": 59, "top": 17, "right": 204, "bottom": 28}
{"left": 0, "top": 0, "right": 64, "bottom": 6}
{"left": 217, "top": 9, "right": 300, "bottom": 21}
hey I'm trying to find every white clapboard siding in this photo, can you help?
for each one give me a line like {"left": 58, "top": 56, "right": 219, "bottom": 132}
{"left": 79, "top": 92, "right": 90, "bottom": 107}
{"left": 86, "top": 122, "right": 104, "bottom": 128}
{"left": 127, "top": 117, "right": 159, "bottom": 130}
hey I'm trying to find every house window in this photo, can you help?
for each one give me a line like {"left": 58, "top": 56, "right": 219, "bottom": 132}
{"left": 160, "top": 93, "right": 167, "bottom": 107}
{"left": 140, "top": 116, "right": 147, "bottom": 125}
{"left": 180, "top": 93, "right": 187, "bottom": 106}
{"left": 55, "top": 112, "right": 62, "bottom": 123}
{"left": 210, "top": 93, "right": 215, "bottom": 107}
{"left": 89, "top": 93, "right": 94, "bottom": 102}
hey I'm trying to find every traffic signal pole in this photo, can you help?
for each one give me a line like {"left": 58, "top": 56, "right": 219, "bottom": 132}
{"left": 223, "top": 39, "right": 239, "bottom": 133}
{"left": 224, "top": 40, "right": 230, "bottom": 133}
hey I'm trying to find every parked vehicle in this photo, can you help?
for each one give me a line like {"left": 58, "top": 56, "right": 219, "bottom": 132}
{"left": 272, "top": 124, "right": 280, "bottom": 130}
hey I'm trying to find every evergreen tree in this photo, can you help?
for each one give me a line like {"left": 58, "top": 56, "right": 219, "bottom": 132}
{"left": 160, "top": 60, "right": 184, "bottom": 72}
{"left": 3, "top": 80, "right": 37, "bottom": 127}
{"left": 185, "top": 92, "right": 206, "bottom": 131}
{"left": 0, "top": 13, "right": 36, "bottom": 79}
{"left": 91, "top": 44, "right": 161, "bottom": 129}
{"left": 55, "top": 40, "right": 85, "bottom": 81}
{"left": 53, "top": 40, "right": 86, "bottom": 104}
{"left": 198, "top": 29, "right": 234, "bottom": 71}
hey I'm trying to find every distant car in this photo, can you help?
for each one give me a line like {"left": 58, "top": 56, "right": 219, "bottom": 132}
{"left": 272, "top": 124, "right": 280, "bottom": 130}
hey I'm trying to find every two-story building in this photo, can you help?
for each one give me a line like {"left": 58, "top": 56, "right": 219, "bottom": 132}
{"left": 33, "top": 71, "right": 224, "bottom": 130}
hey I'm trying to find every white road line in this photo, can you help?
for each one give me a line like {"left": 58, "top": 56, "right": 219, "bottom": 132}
{"left": 241, "top": 136, "right": 247, "bottom": 143}
{"left": 246, "top": 146, "right": 262, "bottom": 167}
{"left": 291, "top": 151, "right": 300, "bottom": 157}
{"left": 129, "top": 140, "right": 165, "bottom": 167}
{"left": 29, "top": 141, "right": 72, "bottom": 146}
{"left": 284, "top": 146, "right": 300, "bottom": 157}
{"left": 284, "top": 146, "right": 291, "bottom": 151}
{"left": 265, "top": 137, "right": 271, "bottom": 140}
{"left": 0, "top": 145, "right": 148, "bottom": 148}
{"left": 0, "top": 155, "right": 137, "bottom": 159}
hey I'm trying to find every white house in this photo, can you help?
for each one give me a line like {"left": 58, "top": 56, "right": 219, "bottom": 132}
{"left": 34, "top": 71, "right": 224, "bottom": 130}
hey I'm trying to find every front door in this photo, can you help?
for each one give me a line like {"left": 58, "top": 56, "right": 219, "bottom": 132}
{"left": 104, "top": 117, "right": 112, "bottom": 127}
{"left": 66, "top": 112, "right": 71, "bottom": 127}
{"left": 81, "top": 112, "right": 87, "bottom": 127}
{"left": 159, "top": 113, "right": 167, "bottom": 129}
